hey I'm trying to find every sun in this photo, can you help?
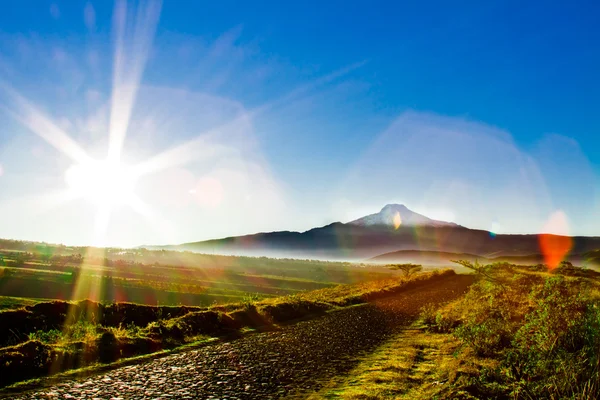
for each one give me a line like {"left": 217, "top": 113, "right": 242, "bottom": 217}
{"left": 65, "top": 159, "right": 137, "bottom": 208}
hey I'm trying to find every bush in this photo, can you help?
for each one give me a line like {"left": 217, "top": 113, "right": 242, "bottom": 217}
{"left": 145, "top": 310, "right": 238, "bottom": 344}
{"left": 28, "top": 329, "right": 63, "bottom": 344}
{"left": 504, "top": 277, "right": 600, "bottom": 398}
{"left": 451, "top": 279, "right": 522, "bottom": 356}
{"left": 0, "top": 340, "right": 55, "bottom": 386}
{"left": 97, "top": 331, "right": 118, "bottom": 363}
{"left": 228, "top": 305, "right": 269, "bottom": 328}
{"left": 436, "top": 262, "right": 600, "bottom": 399}
{"left": 419, "top": 303, "right": 438, "bottom": 328}
{"left": 259, "top": 299, "right": 330, "bottom": 323}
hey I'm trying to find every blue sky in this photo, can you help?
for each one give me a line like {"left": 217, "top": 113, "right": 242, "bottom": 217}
{"left": 0, "top": 0, "right": 598, "bottom": 246}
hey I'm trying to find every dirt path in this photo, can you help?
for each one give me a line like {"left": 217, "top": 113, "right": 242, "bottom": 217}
{"left": 307, "top": 327, "right": 464, "bottom": 399}
{"left": 9, "top": 274, "right": 474, "bottom": 400}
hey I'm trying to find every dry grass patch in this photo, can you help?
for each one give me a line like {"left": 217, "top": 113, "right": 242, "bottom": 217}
{"left": 311, "top": 326, "right": 493, "bottom": 400}
{"left": 425, "top": 262, "right": 600, "bottom": 399}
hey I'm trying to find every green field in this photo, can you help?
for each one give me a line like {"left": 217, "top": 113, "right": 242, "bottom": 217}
{"left": 0, "top": 296, "right": 47, "bottom": 311}
{"left": 0, "top": 238, "right": 417, "bottom": 388}
{"left": 0, "top": 266, "right": 451, "bottom": 388}
{"left": 0, "top": 240, "right": 396, "bottom": 308}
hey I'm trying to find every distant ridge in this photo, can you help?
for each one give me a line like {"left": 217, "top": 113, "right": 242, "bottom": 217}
{"left": 369, "top": 249, "right": 484, "bottom": 265}
{"left": 159, "top": 204, "right": 600, "bottom": 261}
{"left": 368, "top": 249, "right": 599, "bottom": 267}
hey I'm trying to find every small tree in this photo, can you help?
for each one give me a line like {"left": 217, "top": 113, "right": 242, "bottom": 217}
{"left": 451, "top": 259, "right": 509, "bottom": 290}
{"left": 387, "top": 263, "right": 423, "bottom": 276}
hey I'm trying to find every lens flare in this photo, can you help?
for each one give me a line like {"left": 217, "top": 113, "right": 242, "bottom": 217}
{"left": 539, "top": 210, "right": 572, "bottom": 269}
{"left": 192, "top": 176, "right": 224, "bottom": 208}
{"left": 539, "top": 234, "right": 572, "bottom": 269}
{"left": 393, "top": 211, "right": 402, "bottom": 230}
{"left": 0, "top": 0, "right": 362, "bottom": 252}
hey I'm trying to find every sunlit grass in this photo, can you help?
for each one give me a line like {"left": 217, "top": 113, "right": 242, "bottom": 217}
{"left": 423, "top": 262, "right": 600, "bottom": 399}
{"left": 0, "top": 270, "right": 452, "bottom": 388}
{"left": 0, "top": 296, "right": 47, "bottom": 311}
{"left": 311, "top": 329, "right": 474, "bottom": 399}
{"left": 309, "top": 263, "right": 600, "bottom": 400}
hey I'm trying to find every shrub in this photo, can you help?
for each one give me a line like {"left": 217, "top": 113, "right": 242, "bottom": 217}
{"left": 503, "top": 277, "right": 600, "bottom": 398}
{"left": 68, "top": 320, "right": 99, "bottom": 342}
{"left": 228, "top": 305, "right": 269, "bottom": 328}
{"left": 451, "top": 279, "right": 522, "bottom": 356}
{"left": 28, "top": 329, "right": 63, "bottom": 344}
{"left": 387, "top": 263, "right": 423, "bottom": 276}
{"left": 145, "top": 310, "right": 238, "bottom": 344}
{"left": 0, "top": 341, "right": 55, "bottom": 386}
{"left": 259, "top": 299, "right": 330, "bottom": 323}
{"left": 419, "top": 303, "right": 438, "bottom": 328}
{"left": 145, "top": 320, "right": 186, "bottom": 344}
{"left": 438, "top": 263, "right": 600, "bottom": 399}
{"left": 97, "top": 331, "right": 118, "bottom": 363}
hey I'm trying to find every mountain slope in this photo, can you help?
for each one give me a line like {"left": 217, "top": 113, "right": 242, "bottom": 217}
{"left": 165, "top": 204, "right": 600, "bottom": 261}
{"left": 349, "top": 204, "right": 459, "bottom": 228}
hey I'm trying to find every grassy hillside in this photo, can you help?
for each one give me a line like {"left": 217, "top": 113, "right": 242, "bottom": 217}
{"left": 0, "top": 269, "right": 453, "bottom": 388}
{"left": 318, "top": 261, "right": 600, "bottom": 399}
{"left": 0, "top": 244, "right": 395, "bottom": 307}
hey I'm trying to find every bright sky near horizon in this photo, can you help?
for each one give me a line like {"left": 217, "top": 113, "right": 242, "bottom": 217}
{"left": 0, "top": 0, "right": 598, "bottom": 247}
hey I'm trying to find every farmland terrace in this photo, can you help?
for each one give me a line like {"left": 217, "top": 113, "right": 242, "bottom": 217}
{"left": 1, "top": 272, "right": 473, "bottom": 399}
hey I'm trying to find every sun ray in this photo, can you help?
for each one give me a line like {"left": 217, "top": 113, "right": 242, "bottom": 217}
{"left": 0, "top": 0, "right": 364, "bottom": 256}
{"left": 0, "top": 189, "right": 82, "bottom": 218}
{"left": 0, "top": 85, "right": 92, "bottom": 165}
{"left": 107, "top": 0, "right": 162, "bottom": 164}
{"left": 128, "top": 62, "right": 365, "bottom": 179}
{"left": 125, "top": 194, "right": 155, "bottom": 219}
{"left": 253, "top": 60, "right": 368, "bottom": 115}
{"left": 129, "top": 122, "right": 243, "bottom": 179}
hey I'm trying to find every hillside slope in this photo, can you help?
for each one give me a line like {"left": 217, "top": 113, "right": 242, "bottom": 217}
{"left": 164, "top": 204, "right": 600, "bottom": 261}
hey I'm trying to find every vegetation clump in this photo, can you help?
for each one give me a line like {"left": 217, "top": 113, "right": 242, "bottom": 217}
{"left": 425, "top": 261, "right": 600, "bottom": 399}
{"left": 386, "top": 263, "right": 423, "bottom": 276}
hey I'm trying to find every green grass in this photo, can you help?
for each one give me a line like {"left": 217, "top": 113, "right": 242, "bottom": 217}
{"left": 0, "top": 269, "right": 454, "bottom": 389}
{"left": 308, "top": 262, "right": 600, "bottom": 400}
{"left": 421, "top": 262, "right": 600, "bottom": 399}
{"left": 0, "top": 252, "right": 391, "bottom": 308}
{"left": 0, "top": 296, "right": 47, "bottom": 311}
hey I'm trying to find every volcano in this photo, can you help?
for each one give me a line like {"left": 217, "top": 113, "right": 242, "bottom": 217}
{"left": 159, "top": 204, "right": 600, "bottom": 262}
